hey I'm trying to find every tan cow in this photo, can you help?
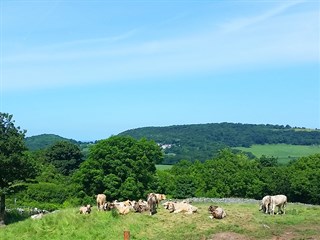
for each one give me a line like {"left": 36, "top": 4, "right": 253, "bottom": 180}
{"left": 79, "top": 204, "right": 92, "bottom": 214}
{"left": 155, "top": 194, "right": 166, "bottom": 207}
{"left": 96, "top": 194, "right": 107, "bottom": 211}
{"left": 270, "top": 194, "right": 287, "bottom": 215}
{"left": 164, "top": 201, "right": 197, "bottom": 214}
{"left": 114, "top": 204, "right": 131, "bottom": 215}
{"left": 106, "top": 200, "right": 134, "bottom": 215}
{"left": 208, "top": 205, "right": 226, "bottom": 219}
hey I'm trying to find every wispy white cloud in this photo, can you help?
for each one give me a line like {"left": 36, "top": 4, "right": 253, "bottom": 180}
{"left": 3, "top": 1, "right": 318, "bottom": 92}
{"left": 219, "top": 0, "right": 305, "bottom": 33}
{"left": 50, "top": 29, "right": 139, "bottom": 48}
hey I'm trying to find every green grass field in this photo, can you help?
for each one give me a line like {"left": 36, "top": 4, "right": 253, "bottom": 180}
{"left": 234, "top": 144, "right": 320, "bottom": 164}
{"left": 1, "top": 202, "right": 319, "bottom": 240}
{"left": 156, "top": 164, "right": 173, "bottom": 170}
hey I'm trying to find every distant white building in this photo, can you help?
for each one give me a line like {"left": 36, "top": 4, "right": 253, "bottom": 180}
{"left": 157, "top": 143, "right": 173, "bottom": 150}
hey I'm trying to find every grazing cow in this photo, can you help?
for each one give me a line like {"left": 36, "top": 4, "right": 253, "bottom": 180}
{"left": 147, "top": 193, "right": 157, "bottom": 215}
{"left": 259, "top": 195, "right": 271, "bottom": 214}
{"left": 164, "top": 201, "right": 197, "bottom": 214}
{"left": 96, "top": 194, "right": 107, "bottom": 211}
{"left": 208, "top": 205, "right": 226, "bottom": 219}
{"left": 79, "top": 204, "right": 92, "bottom": 214}
{"left": 270, "top": 195, "right": 287, "bottom": 215}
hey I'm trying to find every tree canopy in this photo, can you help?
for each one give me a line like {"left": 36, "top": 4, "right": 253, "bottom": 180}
{"left": 45, "top": 140, "right": 83, "bottom": 175}
{"left": 0, "top": 113, "right": 38, "bottom": 224}
{"left": 72, "top": 136, "right": 163, "bottom": 200}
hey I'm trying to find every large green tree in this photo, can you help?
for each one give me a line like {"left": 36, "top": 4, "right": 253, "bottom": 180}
{"left": 288, "top": 154, "right": 320, "bottom": 204}
{"left": 45, "top": 140, "right": 83, "bottom": 175}
{"left": 0, "top": 113, "right": 38, "bottom": 225}
{"left": 73, "top": 136, "right": 163, "bottom": 200}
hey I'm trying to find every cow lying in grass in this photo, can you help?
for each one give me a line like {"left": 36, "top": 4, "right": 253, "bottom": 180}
{"left": 208, "top": 205, "right": 226, "bottom": 219}
{"left": 79, "top": 204, "right": 92, "bottom": 214}
{"left": 163, "top": 201, "right": 197, "bottom": 214}
{"left": 103, "top": 200, "right": 133, "bottom": 215}
{"left": 133, "top": 199, "right": 149, "bottom": 213}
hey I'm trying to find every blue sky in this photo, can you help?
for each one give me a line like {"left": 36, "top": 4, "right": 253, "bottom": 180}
{"left": 1, "top": 0, "right": 319, "bottom": 141}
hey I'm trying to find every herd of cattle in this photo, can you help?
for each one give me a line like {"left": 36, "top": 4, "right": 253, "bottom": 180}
{"left": 79, "top": 193, "right": 288, "bottom": 219}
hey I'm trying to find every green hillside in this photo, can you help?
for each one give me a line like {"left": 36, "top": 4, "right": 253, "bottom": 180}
{"left": 119, "top": 123, "right": 320, "bottom": 164}
{"left": 24, "top": 134, "right": 78, "bottom": 151}
{"left": 1, "top": 202, "right": 319, "bottom": 240}
{"left": 235, "top": 144, "right": 320, "bottom": 165}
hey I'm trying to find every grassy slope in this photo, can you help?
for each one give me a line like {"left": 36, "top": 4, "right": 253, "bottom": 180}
{"left": 156, "top": 165, "right": 173, "bottom": 170}
{"left": 1, "top": 203, "right": 319, "bottom": 240}
{"left": 234, "top": 144, "right": 320, "bottom": 164}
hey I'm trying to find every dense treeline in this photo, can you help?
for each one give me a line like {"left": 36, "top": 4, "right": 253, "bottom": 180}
{"left": 119, "top": 123, "right": 320, "bottom": 163}
{"left": 160, "top": 150, "right": 320, "bottom": 205}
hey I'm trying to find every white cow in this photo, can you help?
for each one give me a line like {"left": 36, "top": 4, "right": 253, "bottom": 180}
{"left": 259, "top": 195, "right": 271, "bottom": 214}
{"left": 270, "top": 194, "right": 287, "bottom": 215}
{"left": 163, "top": 201, "right": 197, "bottom": 214}
{"left": 79, "top": 204, "right": 92, "bottom": 214}
{"left": 96, "top": 194, "right": 107, "bottom": 211}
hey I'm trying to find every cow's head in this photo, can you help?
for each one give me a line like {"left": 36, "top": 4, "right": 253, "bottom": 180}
{"left": 86, "top": 204, "right": 92, "bottom": 213}
{"left": 208, "top": 205, "right": 218, "bottom": 213}
{"left": 166, "top": 202, "right": 175, "bottom": 213}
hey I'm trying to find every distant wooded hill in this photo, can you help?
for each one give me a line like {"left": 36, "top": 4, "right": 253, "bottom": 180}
{"left": 25, "top": 134, "right": 79, "bottom": 151}
{"left": 118, "top": 123, "right": 320, "bottom": 164}
{"left": 25, "top": 123, "right": 320, "bottom": 164}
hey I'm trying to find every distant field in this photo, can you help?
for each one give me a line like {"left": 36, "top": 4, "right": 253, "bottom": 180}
{"left": 235, "top": 144, "right": 320, "bottom": 164}
{"left": 156, "top": 164, "right": 172, "bottom": 170}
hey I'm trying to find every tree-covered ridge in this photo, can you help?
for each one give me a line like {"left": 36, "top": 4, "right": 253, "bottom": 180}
{"left": 119, "top": 123, "right": 320, "bottom": 164}
{"left": 25, "top": 134, "right": 79, "bottom": 151}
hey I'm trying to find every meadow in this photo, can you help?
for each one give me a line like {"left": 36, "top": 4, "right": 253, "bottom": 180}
{"left": 1, "top": 202, "right": 319, "bottom": 240}
{"left": 234, "top": 144, "right": 320, "bottom": 164}
{"left": 156, "top": 164, "right": 173, "bottom": 170}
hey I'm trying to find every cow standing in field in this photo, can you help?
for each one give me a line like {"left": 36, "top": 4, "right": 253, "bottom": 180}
{"left": 96, "top": 194, "right": 107, "bottom": 211}
{"left": 147, "top": 193, "right": 157, "bottom": 215}
{"left": 259, "top": 195, "right": 271, "bottom": 214}
{"left": 154, "top": 193, "right": 166, "bottom": 207}
{"left": 270, "top": 194, "right": 287, "bottom": 215}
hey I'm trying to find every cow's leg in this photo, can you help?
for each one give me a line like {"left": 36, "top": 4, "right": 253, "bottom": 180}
{"left": 271, "top": 204, "right": 275, "bottom": 215}
{"left": 265, "top": 204, "right": 268, "bottom": 214}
